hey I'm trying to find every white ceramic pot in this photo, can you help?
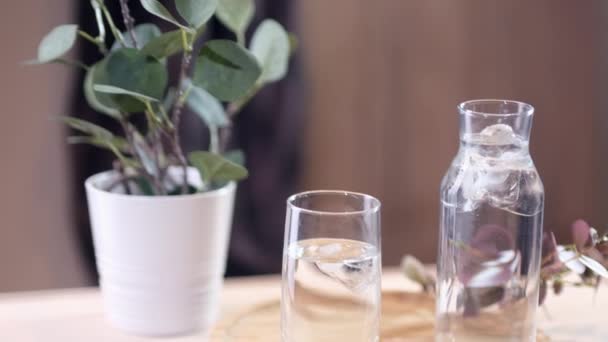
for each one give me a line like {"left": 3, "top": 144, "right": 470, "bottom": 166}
{"left": 85, "top": 168, "right": 236, "bottom": 337}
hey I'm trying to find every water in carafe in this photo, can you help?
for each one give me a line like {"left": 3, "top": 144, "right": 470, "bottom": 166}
{"left": 437, "top": 101, "right": 544, "bottom": 342}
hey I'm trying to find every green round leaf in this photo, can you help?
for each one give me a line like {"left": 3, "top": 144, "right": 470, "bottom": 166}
{"left": 132, "top": 130, "right": 158, "bottom": 176}
{"left": 93, "top": 84, "right": 160, "bottom": 102}
{"left": 250, "top": 19, "right": 290, "bottom": 83}
{"left": 193, "top": 40, "right": 261, "bottom": 101}
{"left": 216, "top": 0, "right": 254, "bottom": 35}
{"left": 102, "top": 48, "right": 168, "bottom": 112}
{"left": 84, "top": 62, "right": 121, "bottom": 118}
{"left": 188, "top": 151, "right": 248, "bottom": 186}
{"left": 176, "top": 0, "right": 218, "bottom": 28}
{"left": 139, "top": 0, "right": 191, "bottom": 30}
{"left": 67, "top": 135, "right": 130, "bottom": 154}
{"left": 111, "top": 23, "right": 162, "bottom": 51}
{"left": 184, "top": 80, "right": 229, "bottom": 127}
{"left": 62, "top": 117, "right": 113, "bottom": 138}
{"left": 141, "top": 30, "right": 184, "bottom": 59}
{"left": 37, "top": 24, "right": 78, "bottom": 63}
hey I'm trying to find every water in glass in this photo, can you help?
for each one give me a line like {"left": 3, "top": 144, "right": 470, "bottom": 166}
{"left": 282, "top": 238, "right": 381, "bottom": 342}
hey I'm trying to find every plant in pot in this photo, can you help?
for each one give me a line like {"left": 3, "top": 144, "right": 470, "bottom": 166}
{"left": 27, "top": 0, "right": 294, "bottom": 336}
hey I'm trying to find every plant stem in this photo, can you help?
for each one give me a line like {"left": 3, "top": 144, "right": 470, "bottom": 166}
{"left": 78, "top": 30, "right": 99, "bottom": 45}
{"left": 90, "top": 0, "right": 106, "bottom": 42}
{"left": 106, "top": 175, "right": 139, "bottom": 192}
{"left": 236, "top": 31, "right": 245, "bottom": 47}
{"left": 218, "top": 126, "right": 231, "bottom": 154}
{"left": 118, "top": 0, "right": 138, "bottom": 48}
{"left": 78, "top": 30, "right": 108, "bottom": 55}
{"left": 96, "top": 0, "right": 126, "bottom": 47}
{"left": 172, "top": 135, "right": 189, "bottom": 194}
{"left": 112, "top": 160, "right": 132, "bottom": 194}
{"left": 56, "top": 58, "right": 90, "bottom": 71}
{"left": 170, "top": 30, "right": 194, "bottom": 194}
{"left": 153, "top": 130, "right": 168, "bottom": 186}
{"left": 209, "top": 126, "right": 220, "bottom": 154}
{"left": 119, "top": 119, "right": 163, "bottom": 195}
{"left": 226, "top": 83, "right": 262, "bottom": 118}
{"left": 218, "top": 83, "right": 263, "bottom": 152}
{"left": 562, "top": 244, "right": 577, "bottom": 250}
{"left": 557, "top": 280, "right": 587, "bottom": 286}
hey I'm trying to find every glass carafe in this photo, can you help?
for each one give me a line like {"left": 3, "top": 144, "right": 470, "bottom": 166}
{"left": 437, "top": 100, "right": 544, "bottom": 342}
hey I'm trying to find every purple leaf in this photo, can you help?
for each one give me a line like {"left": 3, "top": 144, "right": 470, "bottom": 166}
{"left": 460, "top": 287, "right": 505, "bottom": 317}
{"left": 467, "top": 287, "right": 505, "bottom": 308}
{"left": 584, "top": 247, "right": 605, "bottom": 264}
{"left": 470, "top": 224, "right": 515, "bottom": 259}
{"left": 456, "top": 225, "right": 519, "bottom": 287}
{"left": 572, "top": 219, "right": 591, "bottom": 250}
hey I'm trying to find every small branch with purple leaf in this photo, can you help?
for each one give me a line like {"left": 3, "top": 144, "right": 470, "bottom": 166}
{"left": 403, "top": 219, "right": 608, "bottom": 309}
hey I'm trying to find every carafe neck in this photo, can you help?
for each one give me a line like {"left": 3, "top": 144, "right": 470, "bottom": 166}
{"left": 458, "top": 100, "right": 534, "bottom": 144}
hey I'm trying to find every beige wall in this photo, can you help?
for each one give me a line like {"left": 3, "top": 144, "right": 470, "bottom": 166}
{"left": 299, "top": 1, "right": 608, "bottom": 263}
{"left": 0, "top": 0, "right": 86, "bottom": 291}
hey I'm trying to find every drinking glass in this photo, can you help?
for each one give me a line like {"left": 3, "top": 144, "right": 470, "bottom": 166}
{"left": 280, "top": 190, "right": 382, "bottom": 342}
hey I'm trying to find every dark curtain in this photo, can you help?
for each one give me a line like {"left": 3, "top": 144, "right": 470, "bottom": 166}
{"left": 71, "top": 0, "right": 302, "bottom": 282}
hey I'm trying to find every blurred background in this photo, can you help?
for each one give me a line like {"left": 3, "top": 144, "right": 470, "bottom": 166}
{"left": 1, "top": 0, "right": 607, "bottom": 291}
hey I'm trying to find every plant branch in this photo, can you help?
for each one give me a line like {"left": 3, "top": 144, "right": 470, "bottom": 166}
{"left": 170, "top": 31, "right": 194, "bottom": 194}
{"left": 226, "top": 83, "right": 263, "bottom": 119}
{"left": 217, "top": 126, "right": 232, "bottom": 154}
{"left": 119, "top": 119, "right": 163, "bottom": 195}
{"left": 171, "top": 31, "right": 194, "bottom": 128}
{"left": 209, "top": 126, "right": 220, "bottom": 154}
{"left": 96, "top": 0, "right": 126, "bottom": 47}
{"left": 218, "top": 83, "right": 263, "bottom": 153}
{"left": 171, "top": 134, "right": 189, "bottom": 194}
{"left": 236, "top": 31, "right": 245, "bottom": 47}
{"left": 142, "top": 102, "right": 168, "bottom": 185}
{"left": 112, "top": 160, "right": 132, "bottom": 194}
{"left": 90, "top": 0, "right": 106, "bottom": 42}
{"left": 78, "top": 30, "right": 108, "bottom": 55}
{"left": 78, "top": 30, "right": 99, "bottom": 45}
{"left": 56, "top": 58, "right": 90, "bottom": 71}
{"left": 106, "top": 175, "right": 140, "bottom": 192}
{"left": 153, "top": 130, "right": 168, "bottom": 185}
{"left": 118, "top": 0, "right": 138, "bottom": 48}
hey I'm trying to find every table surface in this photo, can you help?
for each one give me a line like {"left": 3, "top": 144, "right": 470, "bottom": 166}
{"left": 0, "top": 270, "right": 607, "bottom": 341}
